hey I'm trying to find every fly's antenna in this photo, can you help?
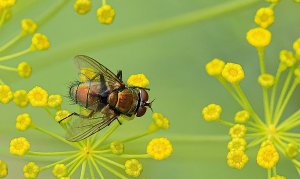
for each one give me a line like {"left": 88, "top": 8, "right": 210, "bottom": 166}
{"left": 146, "top": 99, "right": 155, "bottom": 112}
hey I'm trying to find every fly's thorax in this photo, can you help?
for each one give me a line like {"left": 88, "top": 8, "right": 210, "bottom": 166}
{"left": 115, "top": 88, "right": 139, "bottom": 114}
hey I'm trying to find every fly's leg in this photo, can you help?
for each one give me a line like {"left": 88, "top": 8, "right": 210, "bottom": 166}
{"left": 117, "top": 70, "right": 122, "bottom": 81}
{"left": 116, "top": 118, "right": 122, "bottom": 125}
{"left": 58, "top": 110, "right": 95, "bottom": 123}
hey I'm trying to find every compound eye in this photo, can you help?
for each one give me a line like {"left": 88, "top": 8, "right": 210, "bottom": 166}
{"left": 140, "top": 89, "right": 148, "bottom": 102}
{"left": 136, "top": 106, "right": 147, "bottom": 117}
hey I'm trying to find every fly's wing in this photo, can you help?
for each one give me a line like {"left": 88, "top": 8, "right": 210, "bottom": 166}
{"left": 66, "top": 106, "right": 118, "bottom": 142}
{"left": 74, "top": 55, "right": 124, "bottom": 89}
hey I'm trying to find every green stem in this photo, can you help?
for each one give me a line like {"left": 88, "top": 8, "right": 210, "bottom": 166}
{"left": 263, "top": 88, "right": 271, "bottom": 125}
{"left": 43, "top": 107, "right": 56, "bottom": 118}
{"left": 93, "top": 122, "right": 120, "bottom": 149}
{"left": 40, "top": 154, "right": 78, "bottom": 171}
{"left": 0, "top": 47, "right": 33, "bottom": 62}
{"left": 68, "top": 157, "right": 85, "bottom": 176}
{"left": 0, "top": 31, "right": 26, "bottom": 52}
{"left": 268, "top": 169, "right": 271, "bottom": 179}
{"left": 95, "top": 159, "right": 129, "bottom": 179}
{"left": 257, "top": 47, "right": 266, "bottom": 73}
{"left": 217, "top": 119, "right": 234, "bottom": 126}
{"left": 0, "top": 79, "right": 4, "bottom": 85}
{"left": 27, "top": 151, "right": 78, "bottom": 156}
{"left": 103, "top": 154, "right": 150, "bottom": 159}
{"left": 277, "top": 108, "right": 300, "bottom": 131}
{"left": 80, "top": 161, "right": 87, "bottom": 179}
{"left": 273, "top": 68, "right": 294, "bottom": 123}
{"left": 0, "top": 65, "right": 17, "bottom": 71}
{"left": 0, "top": 9, "right": 7, "bottom": 27}
{"left": 88, "top": 160, "right": 96, "bottom": 179}
{"left": 94, "top": 155, "right": 125, "bottom": 169}
{"left": 32, "top": 125, "right": 80, "bottom": 148}
{"left": 247, "top": 136, "right": 267, "bottom": 148}
{"left": 90, "top": 157, "right": 105, "bottom": 179}
{"left": 274, "top": 80, "right": 298, "bottom": 126}
{"left": 102, "top": 0, "right": 107, "bottom": 5}
{"left": 270, "top": 67, "right": 282, "bottom": 121}
{"left": 217, "top": 77, "right": 244, "bottom": 107}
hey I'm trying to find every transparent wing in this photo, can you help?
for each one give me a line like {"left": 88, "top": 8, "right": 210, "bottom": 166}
{"left": 66, "top": 106, "right": 118, "bottom": 142}
{"left": 74, "top": 55, "right": 123, "bottom": 87}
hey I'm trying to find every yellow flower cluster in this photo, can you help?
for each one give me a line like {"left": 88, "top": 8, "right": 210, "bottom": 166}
{"left": 17, "top": 62, "right": 32, "bottom": 78}
{"left": 246, "top": 27, "right": 271, "bottom": 48}
{"left": 270, "top": 175, "right": 286, "bottom": 179}
{"left": 148, "top": 112, "right": 170, "bottom": 132}
{"left": 147, "top": 138, "right": 173, "bottom": 160}
{"left": 222, "top": 63, "right": 245, "bottom": 84}
{"left": 258, "top": 73, "right": 275, "bottom": 88}
{"left": 110, "top": 141, "right": 124, "bottom": 154}
{"left": 234, "top": 110, "right": 250, "bottom": 123}
{"left": 10, "top": 137, "right": 30, "bottom": 156}
{"left": 0, "top": 84, "right": 13, "bottom": 104}
{"left": 52, "top": 164, "right": 67, "bottom": 178}
{"left": 125, "top": 159, "right": 143, "bottom": 177}
{"left": 202, "top": 104, "right": 222, "bottom": 121}
{"left": 205, "top": 58, "right": 225, "bottom": 76}
{"left": 227, "top": 150, "right": 249, "bottom": 170}
{"left": 74, "top": 0, "right": 91, "bottom": 15}
{"left": 0, "top": 160, "right": 8, "bottom": 178}
{"left": 16, "top": 113, "right": 32, "bottom": 131}
{"left": 0, "top": 0, "right": 15, "bottom": 9}
{"left": 294, "top": 38, "right": 300, "bottom": 55}
{"left": 55, "top": 110, "right": 71, "bottom": 123}
{"left": 31, "top": 33, "right": 50, "bottom": 50}
{"left": 279, "top": 50, "right": 296, "bottom": 67}
{"left": 97, "top": 5, "right": 115, "bottom": 24}
{"left": 257, "top": 143, "right": 279, "bottom": 169}
{"left": 27, "top": 86, "right": 48, "bottom": 107}
{"left": 127, "top": 74, "right": 150, "bottom": 88}
{"left": 254, "top": 8, "right": 274, "bottom": 28}
{"left": 48, "top": 94, "right": 63, "bottom": 108}
{"left": 21, "top": 18, "right": 38, "bottom": 34}
{"left": 285, "top": 143, "right": 298, "bottom": 159}
{"left": 23, "top": 162, "right": 40, "bottom": 179}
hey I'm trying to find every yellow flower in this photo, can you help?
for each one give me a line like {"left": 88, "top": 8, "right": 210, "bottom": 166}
{"left": 257, "top": 144, "right": 279, "bottom": 169}
{"left": 17, "top": 62, "right": 32, "bottom": 78}
{"left": 79, "top": 67, "right": 98, "bottom": 82}
{"left": 234, "top": 110, "right": 250, "bottom": 123}
{"left": 48, "top": 94, "right": 63, "bottom": 108}
{"left": 21, "top": 18, "right": 38, "bottom": 34}
{"left": 10, "top": 137, "right": 30, "bottom": 156}
{"left": 293, "top": 38, "right": 300, "bottom": 55}
{"left": 285, "top": 143, "right": 298, "bottom": 159}
{"left": 295, "top": 0, "right": 300, "bottom": 3}
{"left": 0, "top": 0, "right": 16, "bottom": 8}
{"left": 31, "top": 33, "right": 50, "bottom": 50}
{"left": 270, "top": 176, "right": 286, "bottom": 179}
{"left": 13, "top": 90, "right": 29, "bottom": 107}
{"left": 229, "top": 124, "right": 247, "bottom": 138}
{"left": 16, "top": 113, "right": 32, "bottom": 131}
{"left": 202, "top": 104, "right": 222, "bottom": 121}
{"left": 221, "top": 63, "right": 245, "bottom": 84}
{"left": 227, "top": 150, "right": 249, "bottom": 169}
{"left": 148, "top": 112, "right": 170, "bottom": 132}
{"left": 147, "top": 137, "right": 173, "bottom": 160}
{"left": 110, "top": 141, "right": 124, "bottom": 155}
{"left": 0, "top": 84, "right": 13, "bottom": 104}
{"left": 254, "top": 8, "right": 274, "bottom": 28}
{"left": 228, "top": 138, "right": 247, "bottom": 151}
{"left": 258, "top": 73, "right": 275, "bottom": 88}
{"left": 23, "top": 162, "right": 40, "bottom": 179}
{"left": 127, "top": 74, "right": 149, "bottom": 88}
{"left": 124, "top": 159, "right": 143, "bottom": 177}
{"left": 55, "top": 110, "right": 71, "bottom": 123}
{"left": 205, "top": 58, "right": 225, "bottom": 76}
{"left": 246, "top": 27, "right": 271, "bottom": 48}
{"left": 52, "top": 164, "right": 67, "bottom": 178}
{"left": 280, "top": 50, "right": 296, "bottom": 67}
{"left": 97, "top": 4, "right": 115, "bottom": 24}
{"left": 27, "top": 86, "right": 48, "bottom": 107}
{"left": 74, "top": 0, "right": 91, "bottom": 15}
{"left": 265, "top": 0, "right": 280, "bottom": 3}
{"left": 0, "top": 160, "right": 8, "bottom": 178}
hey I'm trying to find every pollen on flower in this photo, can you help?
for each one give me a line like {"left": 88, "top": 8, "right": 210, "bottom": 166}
{"left": 17, "top": 62, "right": 32, "bottom": 78}
{"left": 74, "top": 0, "right": 91, "bottom": 15}
{"left": 234, "top": 110, "right": 250, "bottom": 123}
{"left": 228, "top": 138, "right": 247, "bottom": 151}
{"left": 227, "top": 150, "right": 249, "bottom": 169}
{"left": 27, "top": 86, "right": 48, "bottom": 107}
{"left": 285, "top": 143, "right": 298, "bottom": 159}
{"left": 127, "top": 74, "right": 149, "bottom": 88}
{"left": 52, "top": 164, "right": 67, "bottom": 178}
{"left": 148, "top": 112, "right": 169, "bottom": 132}
{"left": 258, "top": 73, "right": 275, "bottom": 88}
{"left": 254, "top": 8, "right": 274, "bottom": 28}
{"left": 79, "top": 67, "right": 98, "bottom": 82}
{"left": 202, "top": 104, "right": 222, "bottom": 121}
{"left": 125, "top": 159, "right": 143, "bottom": 177}
{"left": 0, "top": 84, "right": 13, "bottom": 104}
{"left": 293, "top": 38, "right": 300, "bottom": 55}
{"left": 23, "top": 162, "right": 40, "bottom": 179}
{"left": 13, "top": 90, "right": 28, "bottom": 107}
{"left": 279, "top": 50, "right": 296, "bottom": 67}
{"left": 147, "top": 137, "right": 173, "bottom": 160}
{"left": 221, "top": 63, "right": 245, "bottom": 84}
{"left": 110, "top": 141, "right": 124, "bottom": 155}
{"left": 0, "top": 160, "right": 8, "bottom": 178}
{"left": 246, "top": 27, "right": 271, "bottom": 48}
{"left": 97, "top": 4, "right": 115, "bottom": 24}
{"left": 10, "top": 137, "right": 30, "bottom": 156}
{"left": 55, "top": 110, "right": 71, "bottom": 123}
{"left": 257, "top": 144, "right": 279, "bottom": 169}
{"left": 0, "top": 0, "right": 16, "bottom": 8}
{"left": 16, "top": 113, "right": 32, "bottom": 131}
{"left": 21, "top": 18, "right": 38, "bottom": 34}
{"left": 48, "top": 94, "right": 63, "bottom": 108}
{"left": 31, "top": 33, "right": 50, "bottom": 50}
{"left": 205, "top": 58, "right": 225, "bottom": 76}
{"left": 229, "top": 124, "right": 247, "bottom": 138}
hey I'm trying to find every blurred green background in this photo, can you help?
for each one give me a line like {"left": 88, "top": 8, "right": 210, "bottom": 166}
{"left": 1, "top": 0, "right": 300, "bottom": 178}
